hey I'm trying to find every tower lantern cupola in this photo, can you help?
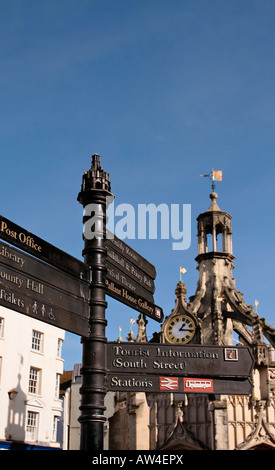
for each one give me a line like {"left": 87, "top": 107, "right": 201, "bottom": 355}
{"left": 196, "top": 191, "right": 234, "bottom": 260}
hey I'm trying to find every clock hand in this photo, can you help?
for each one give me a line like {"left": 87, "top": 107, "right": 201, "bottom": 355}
{"left": 179, "top": 324, "right": 188, "bottom": 332}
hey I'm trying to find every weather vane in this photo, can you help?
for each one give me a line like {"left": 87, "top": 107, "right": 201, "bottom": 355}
{"left": 130, "top": 317, "right": 136, "bottom": 331}
{"left": 179, "top": 266, "right": 187, "bottom": 281}
{"left": 118, "top": 325, "right": 122, "bottom": 342}
{"left": 200, "top": 168, "right": 223, "bottom": 192}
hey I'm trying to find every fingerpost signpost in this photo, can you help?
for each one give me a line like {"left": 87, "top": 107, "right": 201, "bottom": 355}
{"left": 77, "top": 154, "right": 113, "bottom": 450}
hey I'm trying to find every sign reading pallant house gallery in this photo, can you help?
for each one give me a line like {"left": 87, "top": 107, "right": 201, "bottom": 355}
{"left": 105, "top": 229, "right": 163, "bottom": 322}
{"left": 105, "top": 277, "right": 163, "bottom": 321}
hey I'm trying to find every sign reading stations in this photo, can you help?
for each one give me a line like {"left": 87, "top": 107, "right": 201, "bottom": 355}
{"left": 106, "top": 373, "right": 253, "bottom": 395}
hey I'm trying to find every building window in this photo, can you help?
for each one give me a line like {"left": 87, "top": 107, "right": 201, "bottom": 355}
{"left": 75, "top": 375, "right": 82, "bottom": 384}
{"left": 55, "top": 373, "right": 60, "bottom": 399}
{"left": 0, "top": 317, "right": 4, "bottom": 338}
{"left": 26, "top": 411, "right": 39, "bottom": 441}
{"left": 57, "top": 338, "right": 63, "bottom": 358}
{"left": 52, "top": 415, "right": 59, "bottom": 442}
{"left": 31, "top": 330, "right": 43, "bottom": 352}
{"left": 28, "top": 367, "right": 41, "bottom": 395}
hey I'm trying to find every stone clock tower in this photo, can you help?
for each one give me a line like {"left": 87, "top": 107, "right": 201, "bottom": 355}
{"left": 161, "top": 280, "right": 200, "bottom": 345}
{"left": 161, "top": 189, "right": 237, "bottom": 347}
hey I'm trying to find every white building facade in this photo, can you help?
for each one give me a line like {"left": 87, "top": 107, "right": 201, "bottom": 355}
{"left": 0, "top": 306, "right": 65, "bottom": 449}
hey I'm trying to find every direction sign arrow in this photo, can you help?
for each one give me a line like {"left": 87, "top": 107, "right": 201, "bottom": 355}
{"left": 106, "top": 373, "right": 253, "bottom": 395}
{"left": 105, "top": 278, "right": 163, "bottom": 322}
{"left": 0, "top": 215, "right": 164, "bottom": 323}
{"left": 107, "top": 342, "right": 254, "bottom": 377}
{"left": 0, "top": 240, "right": 89, "bottom": 336}
{"left": 106, "top": 244, "right": 155, "bottom": 294}
{"left": 106, "top": 261, "right": 154, "bottom": 303}
{"left": 0, "top": 215, "right": 88, "bottom": 279}
{"left": 106, "top": 230, "right": 156, "bottom": 279}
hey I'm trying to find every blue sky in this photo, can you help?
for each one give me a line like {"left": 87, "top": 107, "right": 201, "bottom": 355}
{"left": 1, "top": 0, "right": 275, "bottom": 369}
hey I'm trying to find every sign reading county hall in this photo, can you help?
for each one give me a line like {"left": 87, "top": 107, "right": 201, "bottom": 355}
{"left": 0, "top": 239, "right": 89, "bottom": 336}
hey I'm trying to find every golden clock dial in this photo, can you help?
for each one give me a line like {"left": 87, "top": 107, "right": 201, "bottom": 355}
{"left": 165, "top": 314, "right": 196, "bottom": 344}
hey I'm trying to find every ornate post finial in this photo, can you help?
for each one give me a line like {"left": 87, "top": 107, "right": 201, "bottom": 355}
{"left": 78, "top": 153, "right": 112, "bottom": 196}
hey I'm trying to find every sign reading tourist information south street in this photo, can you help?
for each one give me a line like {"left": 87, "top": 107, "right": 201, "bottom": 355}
{"left": 0, "top": 239, "right": 90, "bottom": 336}
{"left": 106, "top": 342, "right": 254, "bottom": 395}
{"left": 107, "top": 343, "right": 254, "bottom": 377}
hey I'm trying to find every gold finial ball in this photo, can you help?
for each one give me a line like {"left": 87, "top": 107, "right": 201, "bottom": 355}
{"left": 210, "top": 192, "right": 218, "bottom": 200}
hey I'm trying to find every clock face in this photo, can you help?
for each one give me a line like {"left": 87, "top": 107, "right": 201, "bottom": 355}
{"left": 165, "top": 314, "right": 196, "bottom": 344}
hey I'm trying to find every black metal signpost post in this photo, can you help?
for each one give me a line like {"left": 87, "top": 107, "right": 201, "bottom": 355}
{"left": 77, "top": 154, "right": 113, "bottom": 451}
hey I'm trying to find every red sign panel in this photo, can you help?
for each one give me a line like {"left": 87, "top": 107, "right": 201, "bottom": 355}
{"left": 183, "top": 378, "right": 214, "bottom": 393}
{"left": 159, "top": 377, "right": 179, "bottom": 391}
